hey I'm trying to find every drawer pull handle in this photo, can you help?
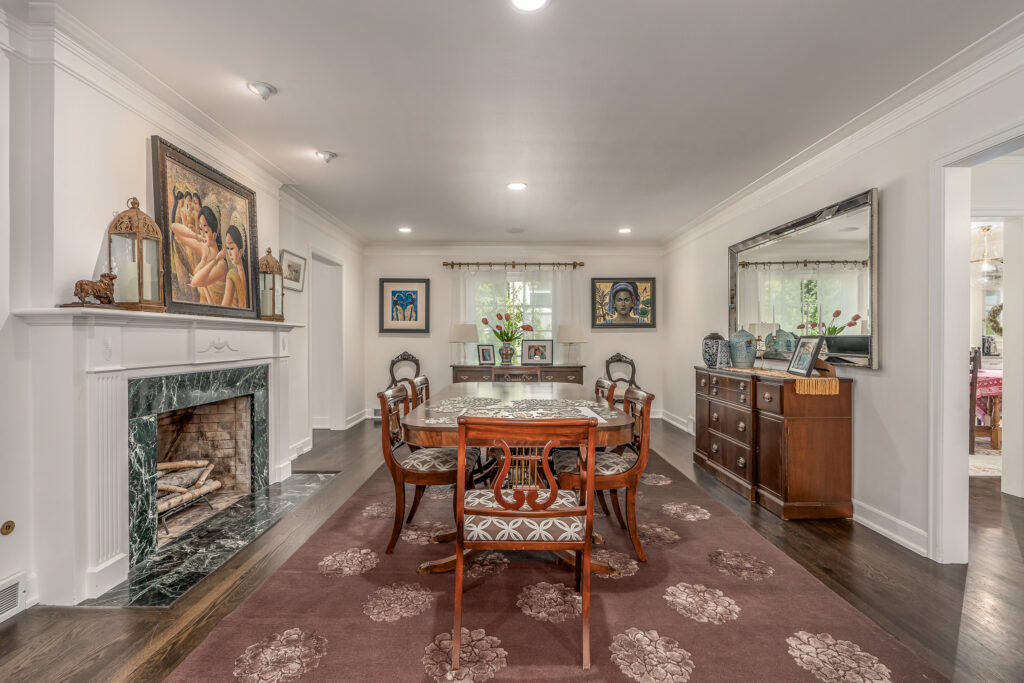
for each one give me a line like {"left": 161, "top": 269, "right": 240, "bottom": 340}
{"left": 737, "top": 456, "right": 746, "bottom": 468}
{"left": 459, "top": 375, "right": 469, "bottom": 380}
{"left": 763, "top": 392, "right": 772, "bottom": 403}
{"left": 737, "top": 421, "right": 746, "bottom": 432}
{"left": 711, "top": 377, "right": 719, "bottom": 386}
{"left": 711, "top": 387, "right": 719, "bottom": 396}
{"left": 700, "top": 378, "right": 707, "bottom": 387}
{"left": 567, "top": 375, "right": 577, "bottom": 381}
{"left": 544, "top": 375, "right": 554, "bottom": 380}
{"left": 711, "top": 443, "right": 719, "bottom": 454}
{"left": 711, "top": 412, "right": 719, "bottom": 422}
{"left": 739, "top": 394, "right": 746, "bottom": 403}
{"left": 739, "top": 381, "right": 746, "bottom": 390}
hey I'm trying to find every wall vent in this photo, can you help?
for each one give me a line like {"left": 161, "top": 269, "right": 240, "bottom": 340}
{"left": 0, "top": 573, "right": 25, "bottom": 622}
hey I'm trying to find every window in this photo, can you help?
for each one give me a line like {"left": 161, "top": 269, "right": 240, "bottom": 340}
{"left": 471, "top": 272, "right": 553, "bottom": 362}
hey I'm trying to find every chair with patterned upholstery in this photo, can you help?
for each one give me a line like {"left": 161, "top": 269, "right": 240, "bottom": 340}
{"left": 404, "top": 375, "right": 430, "bottom": 409}
{"left": 555, "top": 386, "right": 655, "bottom": 561}
{"left": 376, "top": 384, "right": 479, "bottom": 553}
{"left": 452, "top": 416, "right": 598, "bottom": 672}
{"left": 594, "top": 377, "right": 615, "bottom": 408}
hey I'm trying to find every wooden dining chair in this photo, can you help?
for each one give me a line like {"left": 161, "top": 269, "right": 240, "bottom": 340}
{"left": 606, "top": 353, "right": 642, "bottom": 404}
{"left": 594, "top": 377, "right": 615, "bottom": 408}
{"left": 453, "top": 416, "right": 598, "bottom": 671}
{"left": 386, "top": 351, "right": 420, "bottom": 389}
{"left": 377, "top": 384, "right": 478, "bottom": 553}
{"left": 555, "top": 386, "right": 655, "bottom": 562}
{"left": 404, "top": 375, "right": 430, "bottom": 409}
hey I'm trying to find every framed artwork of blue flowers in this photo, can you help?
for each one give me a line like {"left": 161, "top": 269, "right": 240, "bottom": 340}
{"left": 379, "top": 278, "right": 430, "bottom": 333}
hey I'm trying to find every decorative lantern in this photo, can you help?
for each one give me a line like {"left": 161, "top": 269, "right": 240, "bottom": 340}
{"left": 258, "top": 248, "right": 284, "bottom": 321}
{"left": 108, "top": 197, "right": 165, "bottom": 312}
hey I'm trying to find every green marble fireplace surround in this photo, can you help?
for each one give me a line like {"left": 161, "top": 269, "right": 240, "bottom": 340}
{"left": 128, "top": 365, "right": 270, "bottom": 566}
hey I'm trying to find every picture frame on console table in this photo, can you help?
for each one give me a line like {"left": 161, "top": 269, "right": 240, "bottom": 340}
{"left": 521, "top": 339, "right": 554, "bottom": 365}
{"left": 591, "top": 277, "right": 656, "bottom": 328}
{"left": 379, "top": 278, "right": 430, "bottom": 333}
{"left": 478, "top": 344, "right": 495, "bottom": 365}
{"left": 151, "top": 135, "right": 260, "bottom": 319}
{"left": 787, "top": 335, "right": 825, "bottom": 377}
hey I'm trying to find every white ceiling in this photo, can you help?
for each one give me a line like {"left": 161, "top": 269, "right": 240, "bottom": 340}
{"left": 50, "top": 0, "right": 1024, "bottom": 245}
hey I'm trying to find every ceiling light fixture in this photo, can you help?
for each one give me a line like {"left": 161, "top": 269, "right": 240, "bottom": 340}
{"left": 246, "top": 81, "right": 278, "bottom": 100}
{"left": 398, "top": 226, "right": 412, "bottom": 233}
{"left": 316, "top": 150, "right": 338, "bottom": 164}
{"left": 511, "top": 0, "right": 549, "bottom": 12}
{"left": 507, "top": 182, "right": 527, "bottom": 191}
{"left": 618, "top": 227, "right": 632, "bottom": 234}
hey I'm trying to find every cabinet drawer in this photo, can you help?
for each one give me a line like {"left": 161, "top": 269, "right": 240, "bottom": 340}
{"left": 696, "top": 370, "right": 710, "bottom": 395}
{"left": 496, "top": 369, "right": 539, "bottom": 382}
{"left": 757, "top": 382, "right": 784, "bottom": 414}
{"left": 540, "top": 368, "right": 583, "bottom": 384}
{"left": 708, "top": 399, "right": 753, "bottom": 446}
{"left": 706, "top": 384, "right": 751, "bottom": 408}
{"left": 707, "top": 434, "right": 752, "bottom": 482}
{"left": 453, "top": 369, "right": 494, "bottom": 382}
{"left": 708, "top": 374, "right": 751, "bottom": 393}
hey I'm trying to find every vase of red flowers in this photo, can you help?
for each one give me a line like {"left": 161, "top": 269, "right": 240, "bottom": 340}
{"left": 482, "top": 310, "right": 533, "bottom": 365}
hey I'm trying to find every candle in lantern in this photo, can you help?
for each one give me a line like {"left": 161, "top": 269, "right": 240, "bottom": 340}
{"left": 142, "top": 263, "right": 154, "bottom": 300}
{"left": 261, "top": 290, "right": 273, "bottom": 317}
{"left": 122, "top": 268, "right": 138, "bottom": 302}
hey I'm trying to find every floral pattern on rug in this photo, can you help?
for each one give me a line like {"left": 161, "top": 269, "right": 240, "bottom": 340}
{"left": 362, "top": 582, "right": 434, "bottom": 623}
{"left": 362, "top": 500, "right": 395, "bottom": 519}
{"left": 786, "top": 631, "right": 892, "bottom": 683}
{"left": 663, "top": 582, "right": 740, "bottom": 624}
{"left": 662, "top": 502, "right": 711, "bottom": 522}
{"left": 425, "top": 485, "right": 455, "bottom": 500}
{"left": 641, "top": 473, "right": 672, "bottom": 486}
{"left": 516, "top": 582, "right": 582, "bottom": 623}
{"left": 232, "top": 627, "right": 328, "bottom": 683}
{"left": 638, "top": 523, "right": 680, "bottom": 545}
{"left": 707, "top": 549, "right": 775, "bottom": 581}
{"left": 593, "top": 549, "right": 640, "bottom": 579}
{"left": 464, "top": 551, "right": 510, "bottom": 579}
{"left": 401, "top": 521, "right": 454, "bottom": 545}
{"left": 422, "top": 627, "right": 508, "bottom": 682}
{"left": 609, "top": 627, "right": 695, "bottom": 682}
{"left": 317, "top": 548, "right": 379, "bottom": 577}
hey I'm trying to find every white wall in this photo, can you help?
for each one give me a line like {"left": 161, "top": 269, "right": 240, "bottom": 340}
{"left": 362, "top": 246, "right": 666, "bottom": 417}
{"left": 663, "top": 33, "right": 1024, "bottom": 559}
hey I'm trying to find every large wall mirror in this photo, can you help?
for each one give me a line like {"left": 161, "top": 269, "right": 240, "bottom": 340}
{"left": 729, "top": 189, "right": 878, "bottom": 369}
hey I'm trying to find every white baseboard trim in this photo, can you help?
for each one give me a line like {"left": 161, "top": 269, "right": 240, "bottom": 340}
{"left": 274, "top": 459, "right": 292, "bottom": 483}
{"left": 311, "top": 416, "right": 330, "bottom": 429}
{"left": 290, "top": 435, "right": 312, "bottom": 458}
{"left": 852, "top": 499, "right": 928, "bottom": 557}
{"left": 85, "top": 553, "right": 129, "bottom": 600}
{"left": 346, "top": 409, "right": 372, "bottom": 429}
{"left": 660, "top": 410, "right": 695, "bottom": 435}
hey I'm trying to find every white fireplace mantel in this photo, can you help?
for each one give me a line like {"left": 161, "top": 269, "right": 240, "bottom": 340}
{"left": 14, "top": 308, "right": 303, "bottom": 605}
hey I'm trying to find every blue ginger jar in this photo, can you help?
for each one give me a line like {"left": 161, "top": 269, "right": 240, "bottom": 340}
{"left": 765, "top": 329, "right": 797, "bottom": 360}
{"left": 729, "top": 327, "right": 757, "bottom": 368}
{"left": 701, "top": 332, "right": 724, "bottom": 368}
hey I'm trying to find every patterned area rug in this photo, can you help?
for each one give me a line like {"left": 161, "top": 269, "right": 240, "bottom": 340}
{"left": 168, "top": 454, "right": 944, "bottom": 682}
{"left": 970, "top": 437, "right": 1001, "bottom": 477}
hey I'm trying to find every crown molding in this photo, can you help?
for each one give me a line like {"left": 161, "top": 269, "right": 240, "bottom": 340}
{"left": 279, "top": 186, "right": 365, "bottom": 252}
{"left": 665, "top": 12, "right": 1024, "bottom": 252}
{"left": 362, "top": 242, "right": 666, "bottom": 258}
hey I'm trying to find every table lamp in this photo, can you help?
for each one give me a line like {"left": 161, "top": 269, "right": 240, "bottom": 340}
{"left": 557, "top": 324, "right": 586, "bottom": 365}
{"left": 449, "top": 323, "right": 479, "bottom": 364}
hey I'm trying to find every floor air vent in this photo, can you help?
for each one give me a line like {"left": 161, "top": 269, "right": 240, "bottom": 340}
{"left": 0, "top": 573, "right": 25, "bottom": 620}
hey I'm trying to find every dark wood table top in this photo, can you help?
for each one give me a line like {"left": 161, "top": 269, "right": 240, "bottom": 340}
{"left": 402, "top": 382, "right": 634, "bottom": 447}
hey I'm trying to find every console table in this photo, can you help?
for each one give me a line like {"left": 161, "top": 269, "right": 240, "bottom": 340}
{"left": 451, "top": 364, "right": 584, "bottom": 384}
{"left": 693, "top": 366, "right": 852, "bottom": 519}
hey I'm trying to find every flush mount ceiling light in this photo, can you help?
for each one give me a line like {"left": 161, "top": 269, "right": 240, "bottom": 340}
{"left": 511, "top": 0, "right": 549, "bottom": 12}
{"left": 315, "top": 150, "right": 338, "bottom": 164}
{"left": 506, "top": 227, "right": 525, "bottom": 234}
{"left": 507, "top": 182, "right": 527, "bottom": 191}
{"left": 246, "top": 81, "right": 278, "bottom": 100}
{"left": 618, "top": 227, "right": 632, "bottom": 234}
{"left": 398, "top": 226, "right": 412, "bottom": 233}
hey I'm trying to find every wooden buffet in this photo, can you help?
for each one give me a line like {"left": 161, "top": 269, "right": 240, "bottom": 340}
{"left": 693, "top": 366, "right": 853, "bottom": 519}
{"left": 451, "top": 364, "right": 584, "bottom": 384}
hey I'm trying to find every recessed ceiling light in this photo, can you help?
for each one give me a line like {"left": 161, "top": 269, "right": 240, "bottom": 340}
{"left": 618, "top": 227, "right": 632, "bottom": 234}
{"left": 507, "top": 182, "right": 527, "bottom": 191}
{"left": 398, "top": 226, "right": 412, "bottom": 233}
{"left": 511, "top": 0, "right": 549, "bottom": 12}
{"left": 246, "top": 81, "right": 278, "bottom": 100}
{"left": 315, "top": 151, "right": 338, "bottom": 164}
{"left": 507, "top": 227, "right": 525, "bottom": 234}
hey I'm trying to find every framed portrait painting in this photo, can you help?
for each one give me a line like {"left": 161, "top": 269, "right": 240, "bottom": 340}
{"left": 280, "top": 249, "right": 307, "bottom": 292}
{"left": 591, "top": 278, "right": 656, "bottom": 328}
{"left": 478, "top": 344, "right": 495, "bottom": 365}
{"left": 151, "top": 136, "right": 259, "bottom": 318}
{"left": 787, "top": 335, "right": 825, "bottom": 377}
{"left": 522, "top": 339, "right": 554, "bottom": 365}
{"left": 379, "top": 278, "right": 430, "bottom": 333}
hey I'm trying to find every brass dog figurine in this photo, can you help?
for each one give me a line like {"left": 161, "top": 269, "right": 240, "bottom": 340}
{"left": 74, "top": 273, "right": 117, "bottom": 305}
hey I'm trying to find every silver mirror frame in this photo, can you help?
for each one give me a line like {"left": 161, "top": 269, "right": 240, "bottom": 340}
{"left": 728, "top": 188, "right": 879, "bottom": 369}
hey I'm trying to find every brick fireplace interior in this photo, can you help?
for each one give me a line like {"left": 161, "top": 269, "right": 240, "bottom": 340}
{"left": 155, "top": 396, "right": 254, "bottom": 545}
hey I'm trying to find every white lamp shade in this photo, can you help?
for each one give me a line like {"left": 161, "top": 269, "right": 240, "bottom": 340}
{"left": 449, "top": 323, "right": 479, "bottom": 343}
{"left": 557, "top": 324, "right": 586, "bottom": 344}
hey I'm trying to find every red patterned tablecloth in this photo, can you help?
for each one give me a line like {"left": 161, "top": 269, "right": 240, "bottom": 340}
{"left": 975, "top": 369, "right": 1002, "bottom": 422}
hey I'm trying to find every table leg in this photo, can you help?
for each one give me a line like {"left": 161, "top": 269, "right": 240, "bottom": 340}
{"left": 991, "top": 397, "right": 1002, "bottom": 449}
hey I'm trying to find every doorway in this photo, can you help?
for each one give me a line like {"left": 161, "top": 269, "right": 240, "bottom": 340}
{"left": 309, "top": 253, "right": 345, "bottom": 430}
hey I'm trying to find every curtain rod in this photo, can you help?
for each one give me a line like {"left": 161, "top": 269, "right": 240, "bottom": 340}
{"left": 738, "top": 259, "right": 868, "bottom": 268}
{"left": 443, "top": 261, "right": 585, "bottom": 270}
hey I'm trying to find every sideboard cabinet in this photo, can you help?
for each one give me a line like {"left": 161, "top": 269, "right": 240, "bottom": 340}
{"left": 452, "top": 365, "right": 584, "bottom": 384}
{"left": 693, "top": 366, "right": 853, "bottom": 519}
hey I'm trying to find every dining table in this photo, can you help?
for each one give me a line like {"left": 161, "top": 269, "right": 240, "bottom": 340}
{"left": 401, "top": 381, "right": 636, "bottom": 575}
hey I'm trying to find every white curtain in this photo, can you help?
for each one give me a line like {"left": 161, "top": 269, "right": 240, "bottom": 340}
{"left": 737, "top": 264, "right": 869, "bottom": 334}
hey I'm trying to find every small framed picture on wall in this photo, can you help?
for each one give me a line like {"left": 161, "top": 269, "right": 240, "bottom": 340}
{"left": 280, "top": 249, "right": 307, "bottom": 292}
{"left": 379, "top": 278, "right": 430, "bottom": 333}
{"left": 478, "top": 344, "right": 495, "bottom": 365}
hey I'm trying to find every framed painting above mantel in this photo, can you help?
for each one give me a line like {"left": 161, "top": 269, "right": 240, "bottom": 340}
{"left": 151, "top": 136, "right": 260, "bottom": 319}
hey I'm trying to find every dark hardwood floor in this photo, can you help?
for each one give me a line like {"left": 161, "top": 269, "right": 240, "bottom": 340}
{"left": 0, "top": 417, "right": 1020, "bottom": 681}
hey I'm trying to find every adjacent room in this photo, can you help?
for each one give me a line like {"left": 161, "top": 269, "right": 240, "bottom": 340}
{"left": 1, "top": 1, "right": 1023, "bottom": 681}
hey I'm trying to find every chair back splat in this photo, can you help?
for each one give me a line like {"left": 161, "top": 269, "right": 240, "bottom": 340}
{"left": 376, "top": 384, "right": 410, "bottom": 474}
{"left": 404, "top": 375, "right": 430, "bottom": 409}
{"left": 605, "top": 353, "right": 641, "bottom": 402}
{"left": 594, "top": 377, "right": 615, "bottom": 407}
{"left": 387, "top": 351, "right": 420, "bottom": 389}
